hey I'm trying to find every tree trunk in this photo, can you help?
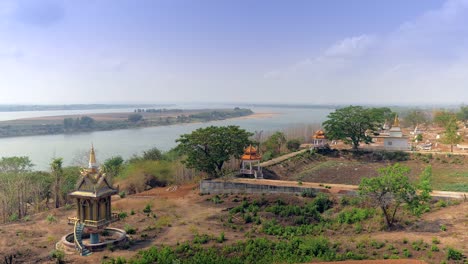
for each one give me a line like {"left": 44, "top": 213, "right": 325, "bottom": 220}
{"left": 381, "top": 206, "right": 391, "bottom": 228}
{"left": 451, "top": 144, "right": 453, "bottom": 153}
{"left": 55, "top": 175, "right": 60, "bottom": 208}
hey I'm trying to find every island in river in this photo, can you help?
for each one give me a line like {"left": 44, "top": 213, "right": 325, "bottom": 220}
{"left": 0, "top": 108, "right": 254, "bottom": 138}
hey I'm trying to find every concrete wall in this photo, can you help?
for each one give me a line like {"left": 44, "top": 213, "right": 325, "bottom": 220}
{"left": 200, "top": 180, "right": 357, "bottom": 196}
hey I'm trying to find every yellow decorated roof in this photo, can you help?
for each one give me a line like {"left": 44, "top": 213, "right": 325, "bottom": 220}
{"left": 312, "top": 130, "right": 327, "bottom": 139}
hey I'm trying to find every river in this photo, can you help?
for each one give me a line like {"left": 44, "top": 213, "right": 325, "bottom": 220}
{"left": 0, "top": 105, "right": 333, "bottom": 170}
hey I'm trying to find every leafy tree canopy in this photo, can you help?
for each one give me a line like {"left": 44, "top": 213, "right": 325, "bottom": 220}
{"left": 176, "top": 126, "right": 252, "bottom": 178}
{"left": 456, "top": 105, "right": 468, "bottom": 123}
{"left": 402, "top": 109, "right": 429, "bottom": 128}
{"left": 322, "top": 106, "right": 390, "bottom": 149}
{"left": 433, "top": 110, "right": 456, "bottom": 127}
{"left": 359, "top": 164, "right": 432, "bottom": 228}
{"left": 263, "top": 131, "right": 287, "bottom": 156}
{"left": 442, "top": 115, "right": 462, "bottom": 152}
{"left": 142, "top": 147, "right": 163, "bottom": 161}
{"left": 103, "top": 156, "right": 124, "bottom": 178}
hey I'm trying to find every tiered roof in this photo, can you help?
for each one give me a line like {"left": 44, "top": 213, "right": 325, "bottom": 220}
{"left": 241, "top": 145, "right": 262, "bottom": 161}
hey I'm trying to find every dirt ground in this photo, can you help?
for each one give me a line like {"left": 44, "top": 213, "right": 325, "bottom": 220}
{"left": 264, "top": 150, "right": 468, "bottom": 193}
{"left": 0, "top": 183, "right": 466, "bottom": 263}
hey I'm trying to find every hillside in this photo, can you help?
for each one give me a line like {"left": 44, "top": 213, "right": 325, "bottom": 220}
{"left": 0, "top": 183, "right": 466, "bottom": 263}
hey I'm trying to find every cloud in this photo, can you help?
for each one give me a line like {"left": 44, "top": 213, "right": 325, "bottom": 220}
{"left": 263, "top": 0, "right": 468, "bottom": 104}
{"left": 14, "top": 0, "right": 65, "bottom": 27}
{"left": 323, "top": 35, "right": 375, "bottom": 58}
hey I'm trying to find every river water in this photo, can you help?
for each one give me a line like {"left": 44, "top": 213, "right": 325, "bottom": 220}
{"left": 0, "top": 105, "right": 333, "bottom": 170}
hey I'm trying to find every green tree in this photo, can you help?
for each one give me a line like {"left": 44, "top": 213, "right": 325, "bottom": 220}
{"left": 142, "top": 147, "right": 163, "bottom": 161}
{"left": 176, "top": 126, "right": 252, "bottom": 178}
{"left": 359, "top": 164, "right": 431, "bottom": 228}
{"left": 50, "top": 158, "right": 63, "bottom": 208}
{"left": 263, "top": 131, "right": 287, "bottom": 156}
{"left": 286, "top": 139, "right": 301, "bottom": 152}
{"left": 403, "top": 109, "right": 428, "bottom": 128}
{"left": 413, "top": 166, "right": 432, "bottom": 216}
{"left": 322, "top": 106, "right": 385, "bottom": 150}
{"left": 442, "top": 116, "right": 462, "bottom": 152}
{"left": 456, "top": 104, "right": 468, "bottom": 124}
{"left": 102, "top": 156, "right": 124, "bottom": 179}
{"left": 433, "top": 110, "right": 456, "bottom": 127}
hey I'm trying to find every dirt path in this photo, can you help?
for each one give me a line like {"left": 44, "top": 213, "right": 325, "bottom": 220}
{"left": 227, "top": 178, "right": 468, "bottom": 199}
{"left": 260, "top": 149, "right": 308, "bottom": 167}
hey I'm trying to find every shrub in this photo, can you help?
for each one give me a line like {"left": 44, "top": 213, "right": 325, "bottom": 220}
{"left": 9, "top": 213, "right": 18, "bottom": 222}
{"left": 50, "top": 249, "right": 65, "bottom": 263}
{"left": 440, "top": 224, "right": 447, "bottom": 231}
{"left": 193, "top": 234, "right": 210, "bottom": 244}
{"left": 446, "top": 248, "right": 463, "bottom": 260}
{"left": 211, "top": 195, "right": 223, "bottom": 204}
{"left": 130, "top": 209, "right": 135, "bottom": 215}
{"left": 337, "top": 208, "right": 374, "bottom": 224}
{"left": 217, "top": 232, "right": 225, "bottom": 243}
{"left": 124, "top": 224, "right": 136, "bottom": 234}
{"left": 143, "top": 204, "right": 152, "bottom": 213}
{"left": 301, "top": 189, "right": 316, "bottom": 198}
{"left": 370, "top": 240, "right": 385, "bottom": 249}
{"left": 46, "top": 214, "right": 57, "bottom": 224}
{"left": 118, "top": 212, "right": 128, "bottom": 219}
{"left": 64, "top": 203, "right": 73, "bottom": 210}
{"left": 432, "top": 237, "right": 440, "bottom": 244}
{"left": 287, "top": 139, "right": 301, "bottom": 151}
{"left": 311, "top": 194, "right": 332, "bottom": 213}
{"left": 436, "top": 200, "right": 447, "bottom": 208}
{"left": 431, "top": 245, "right": 439, "bottom": 252}
{"left": 119, "top": 191, "right": 126, "bottom": 198}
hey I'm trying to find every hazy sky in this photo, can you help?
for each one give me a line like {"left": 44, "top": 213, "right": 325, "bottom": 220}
{"left": 2, "top": 0, "right": 468, "bottom": 105}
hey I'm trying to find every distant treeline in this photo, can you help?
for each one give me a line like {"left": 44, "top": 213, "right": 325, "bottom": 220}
{"left": 0, "top": 104, "right": 173, "bottom": 112}
{"left": 0, "top": 108, "right": 253, "bottom": 138}
{"left": 134, "top": 108, "right": 184, "bottom": 113}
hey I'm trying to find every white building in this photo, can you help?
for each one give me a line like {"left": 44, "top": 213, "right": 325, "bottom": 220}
{"left": 383, "top": 115, "right": 410, "bottom": 151}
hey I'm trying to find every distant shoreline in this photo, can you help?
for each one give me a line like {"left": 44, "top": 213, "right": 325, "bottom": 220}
{"left": 0, "top": 108, "right": 257, "bottom": 138}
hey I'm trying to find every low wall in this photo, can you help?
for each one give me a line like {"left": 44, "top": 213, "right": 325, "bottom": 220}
{"left": 200, "top": 180, "right": 357, "bottom": 196}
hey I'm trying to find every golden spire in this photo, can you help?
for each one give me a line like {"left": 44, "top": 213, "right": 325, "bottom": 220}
{"left": 89, "top": 144, "right": 96, "bottom": 169}
{"left": 393, "top": 114, "right": 400, "bottom": 127}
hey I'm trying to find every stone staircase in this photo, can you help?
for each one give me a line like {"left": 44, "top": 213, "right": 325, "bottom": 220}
{"left": 74, "top": 221, "right": 92, "bottom": 256}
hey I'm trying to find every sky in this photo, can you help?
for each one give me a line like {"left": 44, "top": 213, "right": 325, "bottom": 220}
{"left": 1, "top": 0, "right": 468, "bottom": 105}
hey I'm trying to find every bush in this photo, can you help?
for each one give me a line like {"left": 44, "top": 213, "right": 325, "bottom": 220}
{"left": 118, "top": 212, "right": 128, "bottom": 219}
{"left": 50, "top": 249, "right": 65, "bottom": 263}
{"left": 337, "top": 208, "right": 374, "bottom": 224}
{"left": 301, "top": 189, "right": 316, "bottom": 198}
{"left": 447, "top": 248, "right": 463, "bottom": 260}
{"left": 143, "top": 204, "right": 152, "bottom": 213}
{"left": 311, "top": 194, "right": 332, "bottom": 213}
{"left": 142, "top": 147, "right": 163, "bottom": 161}
{"left": 217, "top": 232, "right": 225, "bottom": 243}
{"left": 193, "top": 234, "right": 210, "bottom": 244}
{"left": 46, "top": 214, "right": 57, "bottom": 224}
{"left": 124, "top": 224, "right": 136, "bottom": 234}
{"left": 9, "top": 213, "right": 18, "bottom": 222}
{"left": 130, "top": 209, "right": 135, "bottom": 215}
{"left": 119, "top": 191, "right": 126, "bottom": 198}
{"left": 287, "top": 139, "right": 301, "bottom": 151}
